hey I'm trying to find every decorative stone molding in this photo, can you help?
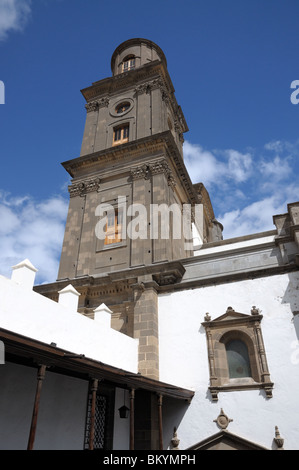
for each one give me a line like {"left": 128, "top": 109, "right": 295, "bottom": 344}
{"left": 202, "top": 306, "right": 274, "bottom": 401}
{"left": 85, "top": 97, "right": 109, "bottom": 113}
{"left": 161, "top": 89, "right": 169, "bottom": 105}
{"left": 68, "top": 177, "right": 100, "bottom": 197}
{"left": 134, "top": 83, "right": 149, "bottom": 95}
{"left": 97, "top": 97, "right": 110, "bottom": 108}
{"left": 68, "top": 182, "right": 85, "bottom": 197}
{"left": 152, "top": 262, "right": 185, "bottom": 286}
{"left": 134, "top": 77, "right": 167, "bottom": 97}
{"left": 149, "top": 159, "right": 177, "bottom": 189}
{"left": 85, "top": 101, "right": 99, "bottom": 113}
{"left": 130, "top": 164, "right": 149, "bottom": 180}
{"left": 167, "top": 174, "right": 177, "bottom": 190}
{"left": 178, "top": 133, "right": 184, "bottom": 144}
{"left": 274, "top": 426, "right": 284, "bottom": 450}
{"left": 174, "top": 119, "right": 181, "bottom": 134}
{"left": 130, "top": 159, "right": 176, "bottom": 189}
{"left": 170, "top": 427, "right": 180, "bottom": 450}
{"left": 149, "top": 159, "right": 170, "bottom": 176}
{"left": 213, "top": 409, "right": 233, "bottom": 430}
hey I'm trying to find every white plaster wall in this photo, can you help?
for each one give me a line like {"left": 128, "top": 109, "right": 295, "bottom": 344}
{"left": 158, "top": 271, "right": 299, "bottom": 450}
{"left": 0, "top": 274, "right": 138, "bottom": 373}
{"left": 0, "top": 362, "right": 88, "bottom": 449}
{"left": 113, "top": 388, "right": 130, "bottom": 450}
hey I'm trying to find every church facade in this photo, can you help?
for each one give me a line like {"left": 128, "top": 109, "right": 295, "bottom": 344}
{"left": 0, "top": 38, "right": 298, "bottom": 450}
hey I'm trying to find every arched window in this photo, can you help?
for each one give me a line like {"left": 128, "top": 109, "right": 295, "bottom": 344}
{"left": 225, "top": 339, "right": 251, "bottom": 379}
{"left": 122, "top": 55, "right": 135, "bottom": 72}
{"left": 201, "top": 306, "right": 274, "bottom": 401}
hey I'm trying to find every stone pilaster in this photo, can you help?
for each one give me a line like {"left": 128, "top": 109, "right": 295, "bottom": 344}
{"left": 130, "top": 165, "right": 152, "bottom": 267}
{"left": 132, "top": 281, "right": 159, "bottom": 380}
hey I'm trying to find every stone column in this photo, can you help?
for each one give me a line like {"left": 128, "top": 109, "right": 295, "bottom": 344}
{"left": 132, "top": 281, "right": 159, "bottom": 380}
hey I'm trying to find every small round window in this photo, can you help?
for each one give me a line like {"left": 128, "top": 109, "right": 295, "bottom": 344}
{"left": 116, "top": 102, "right": 131, "bottom": 114}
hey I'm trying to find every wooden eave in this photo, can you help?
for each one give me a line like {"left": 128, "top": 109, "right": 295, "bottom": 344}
{"left": 0, "top": 328, "right": 194, "bottom": 402}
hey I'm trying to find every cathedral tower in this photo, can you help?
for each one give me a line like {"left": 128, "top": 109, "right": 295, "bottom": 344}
{"left": 58, "top": 38, "right": 202, "bottom": 281}
{"left": 38, "top": 39, "right": 221, "bottom": 383}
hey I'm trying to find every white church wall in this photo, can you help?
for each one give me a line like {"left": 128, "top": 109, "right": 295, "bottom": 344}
{"left": 158, "top": 271, "right": 299, "bottom": 450}
{"left": 0, "top": 262, "right": 139, "bottom": 374}
{"left": 113, "top": 388, "right": 130, "bottom": 450}
{"left": 34, "top": 369, "right": 88, "bottom": 450}
{"left": 0, "top": 362, "right": 88, "bottom": 449}
{"left": 0, "top": 362, "right": 37, "bottom": 449}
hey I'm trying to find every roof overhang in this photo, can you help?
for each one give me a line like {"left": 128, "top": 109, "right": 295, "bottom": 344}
{"left": 0, "top": 327, "right": 194, "bottom": 402}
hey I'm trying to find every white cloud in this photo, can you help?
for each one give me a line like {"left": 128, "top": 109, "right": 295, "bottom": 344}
{"left": 264, "top": 140, "right": 284, "bottom": 153}
{"left": 260, "top": 155, "right": 292, "bottom": 181}
{"left": 183, "top": 141, "right": 252, "bottom": 186}
{"left": 0, "top": 192, "right": 68, "bottom": 284}
{"left": 219, "top": 195, "right": 293, "bottom": 239}
{"left": 0, "top": 0, "right": 32, "bottom": 41}
{"left": 184, "top": 138, "right": 299, "bottom": 240}
{"left": 226, "top": 149, "right": 252, "bottom": 183}
{"left": 183, "top": 141, "right": 223, "bottom": 184}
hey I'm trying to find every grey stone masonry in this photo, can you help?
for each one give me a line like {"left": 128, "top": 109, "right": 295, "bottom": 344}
{"left": 132, "top": 281, "right": 159, "bottom": 380}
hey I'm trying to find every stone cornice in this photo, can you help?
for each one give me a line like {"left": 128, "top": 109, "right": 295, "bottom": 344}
{"left": 62, "top": 131, "right": 199, "bottom": 205}
{"left": 81, "top": 61, "right": 173, "bottom": 100}
{"left": 81, "top": 61, "right": 188, "bottom": 134}
{"left": 34, "top": 238, "right": 298, "bottom": 299}
{"left": 34, "top": 260, "right": 186, "bottom": 296}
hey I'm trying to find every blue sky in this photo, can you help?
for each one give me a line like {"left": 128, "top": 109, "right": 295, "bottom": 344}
{"left": 0, "top": 0, "right": 298, "bottom": 283}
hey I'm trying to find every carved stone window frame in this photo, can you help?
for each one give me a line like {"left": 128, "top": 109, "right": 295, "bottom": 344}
{"left": 202, "top": 307, "right": 274, "bottom": 401}
{"left": 95, "top": 198, "right": 128, "bottom": 253}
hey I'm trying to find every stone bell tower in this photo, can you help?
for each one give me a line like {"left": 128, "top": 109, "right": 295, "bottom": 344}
{"left": 38, "top": 39, "right": 220, "bottom": 383}
{"left": 57, "top": 38, "right": 202, "bottom": 281}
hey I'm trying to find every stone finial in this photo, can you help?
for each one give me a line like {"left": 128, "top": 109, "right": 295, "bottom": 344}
{"left": 226, "top": 306, "right": 235, "bottom": 313}
{"left": 58, "top": 284, "right": 80, "bottom": 312}
{"left": 11, "top": 259, "right": 38, "bottom": 290}
{"left": 204, "top": 312, "right": 211, "bottom": 322}
{"left": 171, "top": 427, "right": 180, "bottom": 450}
{"left": 93, "top": 303, "right": 113, "bottom": 328}
{"left": 274, "top": 426, "right": 284, "bottom": 450}
{"left": 213, "top": 409, "right": 233, "bottom": 430}
{"left": 251, "top": 306, "right": 260, "bottom": 315}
